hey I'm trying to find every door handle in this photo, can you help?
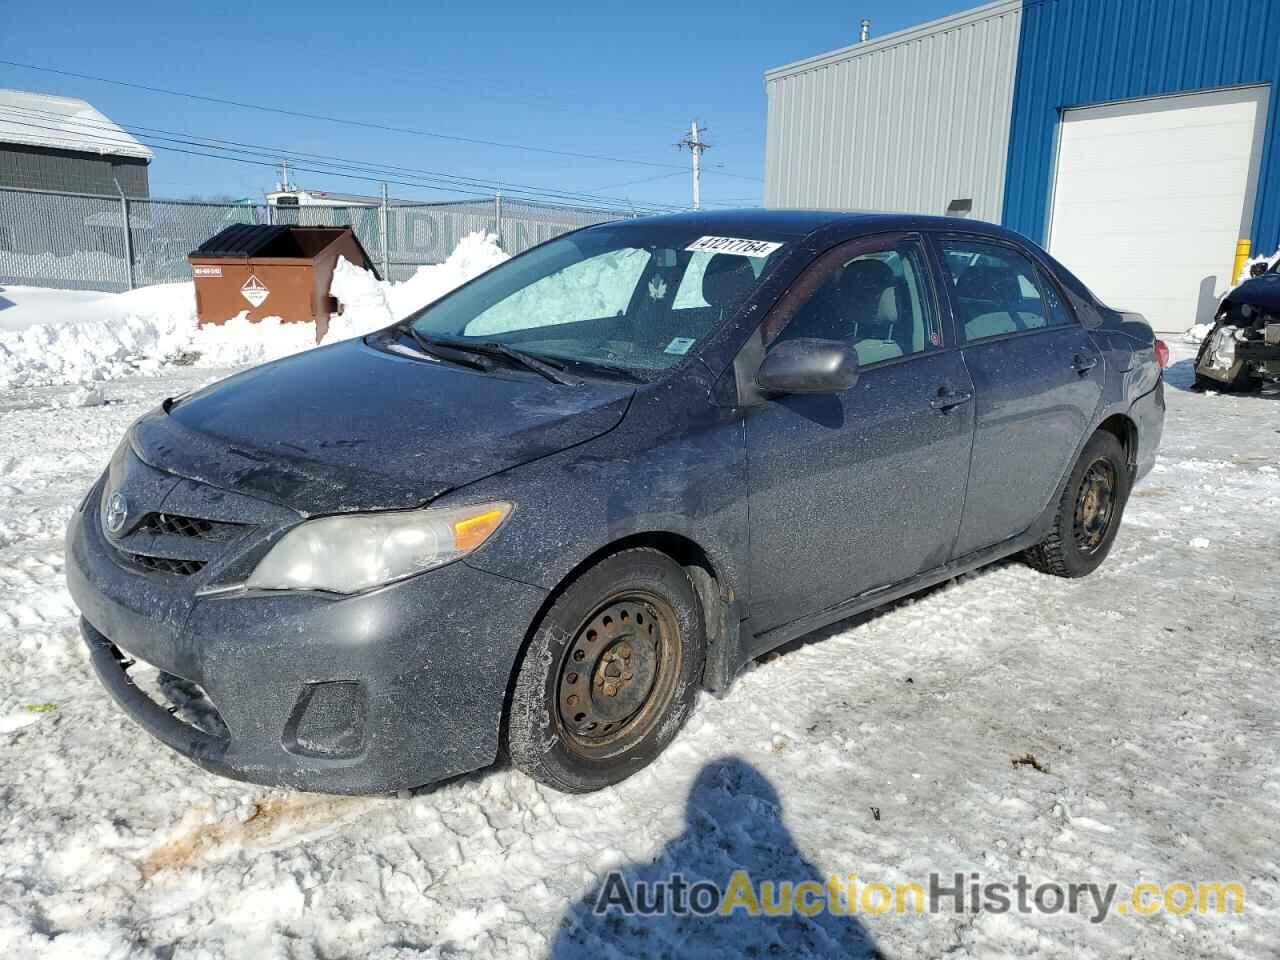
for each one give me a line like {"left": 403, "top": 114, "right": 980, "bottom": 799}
{"left": 930, "top": 387, "right": 973, "bottom": 411}
{"left": 1072, "top": 354, "right": 1099, "bottom": 375}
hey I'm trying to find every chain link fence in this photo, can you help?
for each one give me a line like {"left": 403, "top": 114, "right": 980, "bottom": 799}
{"left": 0, "top": 186, "right": 627, "bottom": 292}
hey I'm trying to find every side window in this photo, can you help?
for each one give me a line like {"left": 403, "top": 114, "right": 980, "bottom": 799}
{"left": 937, "top": 239, "right": 1059, "bottom": 343}
{"left": 1036, "top": 266, "right": 1076, "bottom": 327}
{"left": 772, "top": 239, "right": 938, "bottom": 366}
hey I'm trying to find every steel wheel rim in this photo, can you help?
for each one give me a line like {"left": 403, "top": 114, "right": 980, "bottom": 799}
{"left": 556, "top": 591, "right": 682, "bottom": 758}
{"left": 1073, "top": 458, "right": 1117, "bottom": 555}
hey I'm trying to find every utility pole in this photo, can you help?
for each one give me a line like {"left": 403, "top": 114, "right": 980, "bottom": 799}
{"left": 677, "top": 121, "right": 710, "bottom": 210}
{"left": 280, "top": 158, "right": 292, "bottom": 191}
{"left": 380, "top": 182, "right": 391, "bottom": 280}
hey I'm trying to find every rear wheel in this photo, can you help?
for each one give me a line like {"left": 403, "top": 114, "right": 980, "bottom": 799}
{"left": 1024, "top": 431, "right": 1131, "bottom": 578}
{"left": 505, "top": 548, "right": 705, "bottom": 793}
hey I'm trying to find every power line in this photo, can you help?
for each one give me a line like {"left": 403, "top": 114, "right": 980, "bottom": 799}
{"left": 0, "top": 106, "right": 689, "bottom": 212}
{"left": 0, "top": 104, "right": 666, "bottom": 209}
{"left": 0, "top": 59, "right": 762, "bottom": 182}
{"left": 585, "top": 170, "right": 689, "bottom": 192}
{"left": 0, "top": 113, "right": 668, "bottom": 210}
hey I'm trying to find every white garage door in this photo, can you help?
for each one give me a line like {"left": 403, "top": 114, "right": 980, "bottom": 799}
{"left": 1047, "top": 86, "right": 1269, "bottom": 333}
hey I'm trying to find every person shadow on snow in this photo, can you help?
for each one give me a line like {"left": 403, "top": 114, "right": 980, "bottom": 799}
{"left": 550, "top": 756, "right": 883, "bottom": 959}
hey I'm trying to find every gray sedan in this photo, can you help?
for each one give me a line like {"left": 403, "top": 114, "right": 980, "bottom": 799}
{"left": 66, "top": 211, "right": 1166, "bottom": 795}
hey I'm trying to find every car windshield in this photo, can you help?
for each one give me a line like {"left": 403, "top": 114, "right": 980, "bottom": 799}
{"left": 405, "top": 225, "right": 788, "bottom": 379}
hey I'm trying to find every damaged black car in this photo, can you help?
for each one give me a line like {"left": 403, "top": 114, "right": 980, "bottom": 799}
{"left": 1195, "top": 259, "right": 1280, "bottom": 392}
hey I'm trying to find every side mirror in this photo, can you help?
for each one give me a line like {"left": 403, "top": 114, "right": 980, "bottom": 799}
{"left": 1250, "top": 261, "right": 1270, "bottom": 278}
{"left": 756, "top": 337, "right": 858, "bottom": 395}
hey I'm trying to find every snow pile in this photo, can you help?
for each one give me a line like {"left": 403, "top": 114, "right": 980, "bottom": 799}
{"left": 0, "top": 233, "right": 509, "bottom": 389}
{"left": 0, "top": 286, "right": 118, "bottom": 333}
{"left": 327, "top": 231, "right": 509, "bottom": 337}
{"left": 0, "top": 282, "right": 200, "bottom": 388}
{"left": 1182, "top": 321, "right": 1214, "bottom": 344}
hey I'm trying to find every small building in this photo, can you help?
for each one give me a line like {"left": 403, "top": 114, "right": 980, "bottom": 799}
{"left": 0, "top": 89, "right": 152, "bottom": 196}
{"left": 764, "top": 0, "right": 1279, "bottom": 332}
{"left": 265, "top": 188, "right": 379, "bottom": 209}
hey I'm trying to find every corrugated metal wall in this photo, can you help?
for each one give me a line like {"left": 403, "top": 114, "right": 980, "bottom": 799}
{"left": 764, "top": 0, "right": 1022, "bottom": 221}
{"left": 1004, "top": 0, "right": 1280, "bottom": 251}
{"left": 0, "top": 145, "right": 149, "bottom": 196}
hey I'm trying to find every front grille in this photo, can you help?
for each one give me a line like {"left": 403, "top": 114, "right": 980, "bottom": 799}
{"left": 108, "top": 505, "right": 256, "bottom": 578}
{"left": 126, "top": 553, "right": 207, "bottom": 576}
{"left": 137, "top": 512, "right": 248, "bottom": 543}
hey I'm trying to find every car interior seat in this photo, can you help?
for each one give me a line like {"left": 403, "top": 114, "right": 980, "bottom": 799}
{"left": 954, "top": 265, "right": 1023, "bottom": 340}
{"left": 701, "top": 254, "right": 758, "bottom": 322}
{"left": 839, "top": 258, "right": 905, "bottom": 365}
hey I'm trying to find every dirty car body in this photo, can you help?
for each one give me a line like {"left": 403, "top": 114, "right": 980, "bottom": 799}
{"left": 1196, "top": 260, "right": 1280, "bottom": 390}
{"left": 66, "top": 211, "right": 1165, "bottom": 794}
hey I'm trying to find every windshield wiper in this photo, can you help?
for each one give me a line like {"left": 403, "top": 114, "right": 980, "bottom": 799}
{"left": 556, "top": 356, "right": 651, "bottom": 384}
{"left": 440, "top": 339, "right": 581, "bottom": 386}
{"left": 393, "top": 323, "right": 493, "bottom": 372}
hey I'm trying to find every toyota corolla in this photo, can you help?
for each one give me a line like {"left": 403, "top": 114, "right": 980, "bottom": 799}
{"left": 66, "top": 211, "right": 1166, "bottom": 795}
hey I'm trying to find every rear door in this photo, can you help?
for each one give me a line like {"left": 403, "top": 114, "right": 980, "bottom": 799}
{"left": 744, "top": 233, "right": 975, "bottom": 634}
{"left": 932, "top": 234, "right": 1104, "bottom": 557}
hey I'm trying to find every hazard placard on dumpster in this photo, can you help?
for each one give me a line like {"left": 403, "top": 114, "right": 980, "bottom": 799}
{"left": 240, "top": 275, "right": 269, "bottom": 307}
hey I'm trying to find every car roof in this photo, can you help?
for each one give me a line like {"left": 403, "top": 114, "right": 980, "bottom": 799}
{"left": 606, "top": 208, "right": 1023, "bottom": 243}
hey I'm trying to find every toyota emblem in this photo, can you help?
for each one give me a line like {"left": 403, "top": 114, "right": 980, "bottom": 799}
{"left": 105, "top": 492, "right": 129, "bottom": 534}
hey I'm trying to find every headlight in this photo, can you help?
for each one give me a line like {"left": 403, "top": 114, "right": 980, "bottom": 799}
{"left": 246, "top": 501, "right": 512, "bottom": 594}
{"left": 1214, "top": 328, "right": 1237, "bottom": 361}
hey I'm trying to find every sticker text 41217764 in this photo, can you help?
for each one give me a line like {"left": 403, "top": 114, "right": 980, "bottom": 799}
{"left": 685, "top": 236, "right": 784, "bottom": 259}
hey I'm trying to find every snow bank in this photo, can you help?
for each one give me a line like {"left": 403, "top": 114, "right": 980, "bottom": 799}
{"left": 1182, "top": 321, "right": 1214, "bottom": 345}
{"left": 0, "top": 233, "right": 509, "bottom": 389}
{"left": 0, "top": 286, "right": 118, "bottom": 333}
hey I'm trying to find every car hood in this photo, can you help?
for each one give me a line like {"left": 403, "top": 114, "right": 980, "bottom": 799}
{"left": 1226, "top": 271, "right": 1280, "bottom": 313}
{"left": 131, "top": 337, "right": 634, "bottom": 514}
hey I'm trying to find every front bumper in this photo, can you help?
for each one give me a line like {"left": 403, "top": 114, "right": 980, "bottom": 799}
{"left": 67, "top": 480, "right": 548, "bottom": 795}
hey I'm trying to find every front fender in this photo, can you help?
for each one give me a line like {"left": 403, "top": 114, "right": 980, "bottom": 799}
{"left": 445, "top": 378, "right": 750, "bottom": 608}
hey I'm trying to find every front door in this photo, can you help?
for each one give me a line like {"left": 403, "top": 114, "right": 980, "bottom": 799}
{"left": 744, "top": 234, "right": 975, "bottom": 634}
{"left": 933, "top": 234, "right": 1105, "bottom": 556}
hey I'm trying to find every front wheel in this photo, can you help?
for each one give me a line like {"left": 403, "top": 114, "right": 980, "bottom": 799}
{"left": 504, "top": 548, "right": 706, "bottom": 793}
{"left": 1023, "top": 430, "right": 1132, "bottom": 578}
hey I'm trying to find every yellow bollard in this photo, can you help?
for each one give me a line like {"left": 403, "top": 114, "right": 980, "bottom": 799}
{"left": 1232, "top": 238, "right": 1252, "bottom": 285}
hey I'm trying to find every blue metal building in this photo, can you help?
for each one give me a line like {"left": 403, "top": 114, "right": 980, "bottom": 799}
{"left": 764, "top": 0, "right": 1280, "bottom": 331}
{"left": 1004, "top": 0, "right": 1280, "bottom": 252}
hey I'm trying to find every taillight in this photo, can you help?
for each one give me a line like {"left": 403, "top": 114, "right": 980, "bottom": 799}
{"left": 1154, "top": 338, "right": 1170, "bottom": 370}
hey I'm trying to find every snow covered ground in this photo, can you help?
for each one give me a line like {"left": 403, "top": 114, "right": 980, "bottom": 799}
{"left": 1, "top": 326, "right": 1278, "bottom": 957}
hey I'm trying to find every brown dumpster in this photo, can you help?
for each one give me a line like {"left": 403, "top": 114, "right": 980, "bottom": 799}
{"left": 188, "top": 224, "right": 380, "bottom": 340}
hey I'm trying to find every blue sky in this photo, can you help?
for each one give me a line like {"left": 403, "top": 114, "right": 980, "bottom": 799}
{"left": 0, "top": 0, "right": 975, "bottom": 209}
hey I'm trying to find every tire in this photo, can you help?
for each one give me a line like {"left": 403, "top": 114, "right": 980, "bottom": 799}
{"left": 504, "top": 548, "right": 706, "bottom": 793}
{"left": 1023, "top": 430, "right": 1132, "bottom": 579}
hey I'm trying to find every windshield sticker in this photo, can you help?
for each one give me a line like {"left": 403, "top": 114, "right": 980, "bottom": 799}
{"left": 664, "top": 337, "right": 696, "bottom": 355}
{"left": 648, "top": 275, "right": 669, "bottom": 300}
{"left": 686, "top": 236, "right": 784, "bottom": 258}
